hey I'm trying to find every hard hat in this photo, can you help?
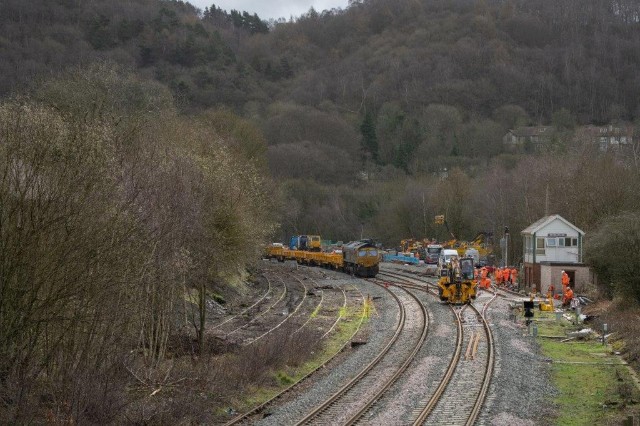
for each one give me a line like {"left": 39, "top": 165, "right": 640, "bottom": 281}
{"left": 561, "top": 270, "right": 565, "bottom": 273}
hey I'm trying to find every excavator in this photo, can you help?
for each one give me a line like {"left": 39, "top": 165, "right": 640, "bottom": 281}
{"left": 400, "top": 238, "right": 421, "bottom": 253}
{"left": 466, "top": 231, "right": 493, "bottom": 259}
{"left": 435, "top": 215, "right": 494, "bottom": 262}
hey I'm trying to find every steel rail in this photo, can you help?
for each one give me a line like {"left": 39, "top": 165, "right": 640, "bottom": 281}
{"left": 320, "top": 287, "right": 347, "bottom": 339}
{"left": 223, "top": 283, "right": 366, "bottom": 426}
{"left": 465, "top": 293, "right": 498, "bottom": 426}
{"left": 210, "top": 275, "right": 272, "bottom": 330}
{"left": 295, "top": 281, "right": 409, "bottom": 425}
{"left": 378, "top": 268, "right": 495, "bottom": 426}
{"left": 245, "top": 272, "right": 309, "bottom": 345}
{"left": 344, "top": 282, "right": 430, "bottom": 425}
{"left": 224, "top": 274, "right": 288, "bottom": 337}
{"left": 411, "top": 303, "right": 463, "bottom": 425}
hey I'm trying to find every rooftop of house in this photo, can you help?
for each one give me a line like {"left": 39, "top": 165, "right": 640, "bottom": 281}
{"left": 507, "top": 126, "right": 556, "bottom": 137}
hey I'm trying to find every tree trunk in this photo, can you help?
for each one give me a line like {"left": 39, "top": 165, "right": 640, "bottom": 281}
{"left": 198, "top": 282, "right": 205, "bottom": 355}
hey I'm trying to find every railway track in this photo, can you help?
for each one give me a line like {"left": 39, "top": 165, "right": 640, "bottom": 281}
{"left": 211, "top": 275, "right": 273, "bottom": 331}
{"left": 226, "top": 265, "right": 500, "bottom": 425}
{"left": 414, "top": 296, "right": 496, "bottom": 425}
{"left": 215, "top": 269, "right": 331, "bottom": 346}
{"left": 378, "top": 267, "right": 498, "bottom": 425}
{"left": 224, "top": 278, "right": 366, "bottom": 425}
{"left": 245, "top": 272, "right": 309, "bottom": 345}
{"left": 295, "top": 281, "right": 429, "bottom": 425}
{"left": 217, "top": 273, "right": 289, "bottom": 340}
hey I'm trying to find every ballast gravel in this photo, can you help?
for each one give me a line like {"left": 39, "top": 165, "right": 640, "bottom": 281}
{"left": 252, "top": 269, "right": 399, "bottom": 425}
{"left": 478, "top": 294, "right": 558, "bottom": 425}
{"left": 241, "top": 263, "right": 558, "bottom": 425}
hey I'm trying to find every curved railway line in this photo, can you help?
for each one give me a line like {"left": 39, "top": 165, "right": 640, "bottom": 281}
{"left": 211, "top": 276, "right": 274, "bottom": 331}
{"left": 215, "top": 269, "right": 338, "bottom": 347}
{"left": 245, "top": 273, "right": 309, "bottom": 345}
{"left": 378, "top": 268, "right": 498, "bottom": 426}
{"left": 295, "top": 281, "right": 429, "bottom": 425}
{"left": 222, "top": 264, "right": 506, "bottom": 425}
{"left": 224, "top": 272, "right": 366, "bottom": 426}
{"left": 217, "top": 273, "right": 289, "bottom": 341}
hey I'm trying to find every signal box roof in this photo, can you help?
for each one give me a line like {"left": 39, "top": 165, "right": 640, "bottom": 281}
{"left": 521, "top": 214, "right": 585, "bottom": 236}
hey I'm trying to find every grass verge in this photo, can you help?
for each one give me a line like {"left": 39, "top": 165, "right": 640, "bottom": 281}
{"left": 535, "top": 311, "right": 640, "bottom": 425}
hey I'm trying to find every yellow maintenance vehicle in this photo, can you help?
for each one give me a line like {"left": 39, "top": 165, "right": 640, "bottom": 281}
{"left": 400, "top": 238, "right": 422, "bottom": 254}
{"left": 435, "top": 215, "right": 494, "bottom": 261}
{"left": 437, "top": 256, "right": 477, "bottom": 304}
{"left": 463, "top": 231, "right": 494, "bottom": 260}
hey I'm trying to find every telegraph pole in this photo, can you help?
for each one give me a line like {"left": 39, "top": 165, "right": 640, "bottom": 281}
{"left": 504, "top": 226, "right": 510, "bottom": 267}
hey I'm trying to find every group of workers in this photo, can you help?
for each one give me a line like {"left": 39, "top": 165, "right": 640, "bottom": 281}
{"left": 494, "top": 267, "right": 519, "bottom": 287}
{"left": 473, "top": 267, "right": 576, "bottom": 307}
{"left": 561, "top": 270, "right": 574, "bottom": 306}
{"left": 547, "top": 270, "right": 575, "bottom": 306}
{"left": 474, "top": 265, "right": 519, "bottom": 290}
{"left": 473, "top": 266, "right": 578, "bottom": 310}
{"left": 476, "top": 266, "right": 492, "bottom": 289}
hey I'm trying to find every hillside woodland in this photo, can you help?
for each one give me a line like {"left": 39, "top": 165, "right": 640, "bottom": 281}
{"left": 1, "top": 0, "right": 640, "bottom": 422}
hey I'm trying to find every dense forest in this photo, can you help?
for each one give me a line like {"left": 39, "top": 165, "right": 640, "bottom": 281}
{"left": 2, "top": 0, "right": 640, "bottom": 240}
{"left": 1, "top": 0, "right": 640, "bottom": 422}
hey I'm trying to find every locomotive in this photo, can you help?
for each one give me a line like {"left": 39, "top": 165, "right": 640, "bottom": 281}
{"left": 265, "top": 238, "right": 380, "bottom": 278}
{"left": 341, "top": 240, "right": 380, "bottom": 277}
{"left": 437, "top": 255, "right": 477, "bottom": 304}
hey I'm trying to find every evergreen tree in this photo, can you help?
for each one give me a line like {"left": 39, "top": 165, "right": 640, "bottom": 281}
{"left": 360, "top": 110, "right": 379, "bottom": 162}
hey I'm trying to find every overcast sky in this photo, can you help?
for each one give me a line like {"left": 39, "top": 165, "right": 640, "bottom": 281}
{"left": 187, "top": 1, "right": 350, "bottom": 21}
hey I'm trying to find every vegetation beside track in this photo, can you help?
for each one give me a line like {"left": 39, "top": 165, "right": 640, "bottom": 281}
{"left": 225, "top": 300, "right": 368, "bottom": 419}
{"left": 535, "top": 311, "right": 640, "bottom": 425}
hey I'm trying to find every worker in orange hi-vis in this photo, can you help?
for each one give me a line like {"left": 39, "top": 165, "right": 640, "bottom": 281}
{"left": 563, "top": 286, "right": 574, "bottom": 306}
{"left": 482, "top": 276, "right": 491, "bottom": 290}
{"left": 503, "top": 268, "right": 511, "bottom": 285}
{"left": 480, "top": 267, "right": 488, "bottom": 280}
{"left": 561, "top": 270, "right": 570, "bottom": 288}
{"left": 510, "top": 267, "right": 518, "bottom": 285}
{"left": 495, "top": 268, "right": 502, "bottom": 285}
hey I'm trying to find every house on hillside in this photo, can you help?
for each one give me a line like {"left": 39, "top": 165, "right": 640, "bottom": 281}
{"left": 574, "top": 123, "right": 634, "bottom": 152}
{"left": 503, "top": 126, "right": 556, "bottom": 152}
{"left": 521, "top": 214, "right": 590, "bottom": 294}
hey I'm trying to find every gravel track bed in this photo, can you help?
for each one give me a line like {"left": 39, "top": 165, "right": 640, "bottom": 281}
{"left": 242, "top": 271, "right": 315, "bottom": 346}
{"left": 381, "top": 263, "right": 557, "bottom": 425}
{"left": 211, "top": 265, "right": 317, "bottom": 346}
{"left": 306, "top": 284, "right": 426, "bottom": 425}
{"left": 221, "top": 272, "right": 301, "bottom": 345}
{"left": 250, "top": 269, "right": 399, "bottom": 425}
{"left": 210, "top": 273, "right": 274, "bottom": 330}
{"left": 290, "top": 272, "right": 345, "bottom": 336}
{"left": 211, "top": 274, "right": 286, "bottom": 336}
{"left": 423, "top": 293, "right": 493, "bottom": 425}
{"left": 477, "top": 293, "right": 557, "bottom": 425}
{"left": 230, "top": 262, "right": 557, "bottom": 425}
{"left": 360, "top": 286, "right": 458, "bottom": 425}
